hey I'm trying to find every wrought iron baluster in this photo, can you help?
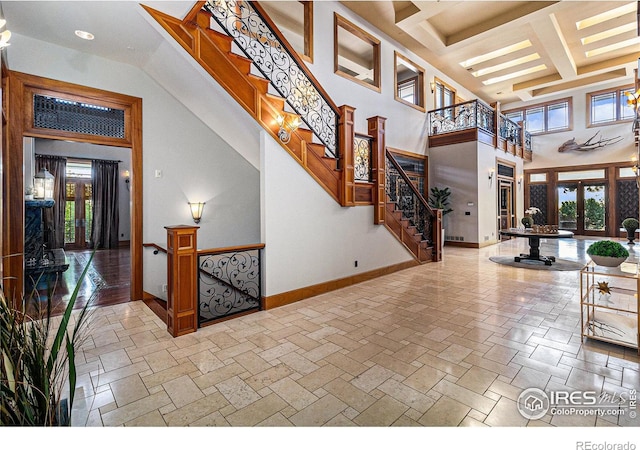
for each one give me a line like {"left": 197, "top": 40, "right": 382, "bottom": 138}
{"left": 198, "top": 248, "right": 262, "bottom": 324}
{"left": 354, "top": 135, "right": 372, "bottom": 182}
{"left": 204, "top": 0, "right": 338, "bottom": 156}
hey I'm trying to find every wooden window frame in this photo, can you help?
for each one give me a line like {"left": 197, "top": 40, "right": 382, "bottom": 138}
{"left": 504, "top": 97, "right": 572, "bottom": 135}
{"left": 587, "top": 84, "right": 635, "bottom": 128}
{"left": 394, "top": 51, "right": 425, "bottom": 112}
{"left": 334, "top": 13, "right": 381, "bottom": 92}
{"left": 433, "top": 77, "right": 457, "bottom": 110}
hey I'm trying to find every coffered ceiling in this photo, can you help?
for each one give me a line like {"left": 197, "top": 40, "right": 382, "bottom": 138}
{"left": 341, "top": 1, "right": 640, "bottom": 104}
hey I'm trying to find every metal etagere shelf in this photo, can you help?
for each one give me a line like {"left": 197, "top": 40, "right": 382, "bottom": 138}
{"left": 580, "top": 260, "right": 639, "bottom": 354}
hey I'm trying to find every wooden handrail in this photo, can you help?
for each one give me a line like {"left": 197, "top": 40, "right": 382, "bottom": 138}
{"left": 197, "top": 243, "right": 265, "bottom": 256}
{"left": 143, "top": 243, "right": 167, "bottom": 255}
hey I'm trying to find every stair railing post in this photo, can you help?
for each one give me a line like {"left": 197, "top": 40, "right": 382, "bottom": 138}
{"left": 368, "top": 116, "right": 387, "bottom": 224}
{"left": 339, "top": 105, "right": 356, "bottom": 207}
{"left": 165, "top": 225, "right": 200, "bottom": 337}
{"left": 491, "top": 101, "right": 500, "bottom": 149}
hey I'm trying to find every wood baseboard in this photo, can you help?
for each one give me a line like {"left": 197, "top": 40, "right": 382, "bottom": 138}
{"left": 263, "top": 260, "right": 419, "bottom": 310}
{"left": 444, "top": 241, "right": 479, "bottom": 248}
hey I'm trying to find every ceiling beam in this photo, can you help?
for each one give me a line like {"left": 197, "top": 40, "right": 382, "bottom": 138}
{"left": 531, "top": 13, "right": 576, "bottom": 79}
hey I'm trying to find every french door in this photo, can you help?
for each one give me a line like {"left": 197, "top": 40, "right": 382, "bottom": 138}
{"left": 64, "top": 179, "right": 93, "bottom": 249}
{"left": 498, "top": 180, "right": 515, "bottom": 239}
{"left": 557, "top": 182, "right": 607, "bottom": 236}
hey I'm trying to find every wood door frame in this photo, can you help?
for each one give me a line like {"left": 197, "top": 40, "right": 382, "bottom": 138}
{"left": 3, "top": 71, "right": 142, "bottom": 306}
{"left": 556, "top": 181, "right": 608, "bottom": 236}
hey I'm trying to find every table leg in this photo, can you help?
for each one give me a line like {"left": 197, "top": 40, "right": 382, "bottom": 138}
{"left": 514, "top": 236, "right": 554, "bottom": 265}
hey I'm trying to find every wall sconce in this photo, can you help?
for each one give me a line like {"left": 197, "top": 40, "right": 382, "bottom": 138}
{"left": 123, "top": 170, "right": 130, "bottom": 191}
{"left": 430, "top": 81, "right": 436, "bottom": 94}
{"left": 276, "top": 113, "right": 301, "bottom": 144}
{"left": 33, "top": 167, "right": 55, "bottom": 200}
{"left": 188, "top": 202, "right": 205, "bottom": 224}
{"left": 626, "top": 88, "right": 640, "bottom": 131}
{"left": 0, "top": 19, "right": 11, "bottom": 49}
{"left": 518, "top": 175, "right": 523, "bottom": 188}
{"left": 488, "top": 168, "right": 495, "bottom": 181}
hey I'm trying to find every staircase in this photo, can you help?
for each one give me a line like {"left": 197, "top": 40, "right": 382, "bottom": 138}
{"left": 143, "top": 0, "right": 441, "bottom": 263}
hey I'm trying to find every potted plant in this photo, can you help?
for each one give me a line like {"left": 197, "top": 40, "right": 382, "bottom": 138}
{"left": 428, "top": 187, "right": 453, "bottom": 250}
{"left": 621, "top": 217, "right": 639, "bottom": 245}
{"left": 586, "top": 240, "right": 629, "bottom": 267}
{"left": 0, "top": 253, "right": 95, "bottom": 425}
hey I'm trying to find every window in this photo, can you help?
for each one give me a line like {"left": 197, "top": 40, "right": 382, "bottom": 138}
{"left": 259, "top": 1, "right": 313, "bottom": 63}
{"left": 433, "top": 78, "right": 456, "bottom": 110}
{"left": 504, "top": 98, "right": 571, "bottom": 134}
{"left": 394, "top": 52, "right": 425, "bottom": 111}
{"left": 587, "top": 86, "right": 635, "bottom": 126}
{"left": 334, "top": 13, "right": 381, "bottom": 92}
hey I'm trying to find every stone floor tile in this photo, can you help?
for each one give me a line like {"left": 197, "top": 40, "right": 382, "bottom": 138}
{"left": 163, "top": 374, "right": 205, "bottom": 409}
{"left": 403, "top": 364, "right": 447, "bottom": 392}
{"left": 269, "top": 377, "right": 318, "bottom": 411}
{"left": 484, "top": 397, "right": 528, "bottom": 427}
{"left": 216, "top": 375, "right": 261, "bottom": 409}
{"left": 418, "top": 396, "right": 470, "bottom": 426}
{"left": 350, "top": 364, "right": 396, "bottom": 393}
{"left": 456, "top": 366, "right": 498, "bottom": 394}
{"left": 323, "top": 378, "right": 376, "bottom": 412}
{"left": 110, "top": 374, "right": 149, "bottom": 407}
{"left": 289, "top": 394, "right": 347, "bottom": 426}
{"left": 432, "top": 379, "right": 497, "bottom": 414}
{"left": 353, "top": 394, "right": 408, "bottom": 426}
{"left": 226, "top": 393, "right": 289, "bottom": 426}
{"left": 162, "top": 392, "right": 230, "bottom": 426}
{"left": 102, "top": 391, "right": 172, "bottom": 426}
{"left": 377, "top": 379, "right": 435, "bottom": 413}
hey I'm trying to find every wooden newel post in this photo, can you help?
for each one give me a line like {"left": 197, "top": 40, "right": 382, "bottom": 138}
{"left": 339, "top": 104, "right": 356, "bottom": 207}
{"left": 368, "top": 116, "right": 387, "bottom": 225}
{"left": 165, "top": 225, "right": 199, "bottom": 337}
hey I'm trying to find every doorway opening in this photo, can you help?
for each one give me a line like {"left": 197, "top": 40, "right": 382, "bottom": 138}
{"left": 557, "top": 182, "right": 607, "bottom": 236}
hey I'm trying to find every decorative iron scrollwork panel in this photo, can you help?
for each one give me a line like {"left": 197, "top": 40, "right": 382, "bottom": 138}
{"left": 529, "top": 184, "right": 548, "bottom": 225}
{"left": 199, "top": 249, "right": 261, "bottom": 323}
{"left": 204, "top": 0, "right": 338, "bottom": 156}
{"left": 617, "top": 180, "right": 638, "bottom": 227}
{"left": 354, "top": 136, "right": 372, "bottom": 182}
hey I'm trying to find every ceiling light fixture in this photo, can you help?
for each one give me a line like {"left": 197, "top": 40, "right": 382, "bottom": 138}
{"left": 470, "top": 53, "right": 541, "bottom": 78}
{"left": 580, "top": 22, "right": 636, "bottom": 45}
{"left": 75, "top": 30, "right": 94, "bottom": 40}
{"left": 576, "top": 3, "right": 636, "bottom": 30}
{"left": 482, "top": 64, "right": 547, "bottom": 85}
{"left": 459, "top": 40, "right": 532, "bottom": 69}
{"left": 585, "top": 37, "right": 640, "bottom": 58}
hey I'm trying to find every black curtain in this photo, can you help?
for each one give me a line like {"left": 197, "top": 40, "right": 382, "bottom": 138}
{"left": 90, "top": 159, "right": 119, "bottom": 249}
{"left": 35, "top": 155, "right": 67, "bottom": 249}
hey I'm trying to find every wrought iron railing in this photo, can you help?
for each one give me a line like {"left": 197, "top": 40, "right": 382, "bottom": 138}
{"left": 385, "top": 150, "right": 435, "bottom": 243}
{"left": 499, "top": 114, "right": 520, "bottom": 144}
{"left": 198, "top": 244, "right": 264, "bottom": 325}
{"left": 354, "top": 133, "right": 372, "bottom": 182}
{"left": 203, "top": 0, "right": 339, "bottom": 157}
{"left": 428, "top": 100, "right": 495, "bottom": 135}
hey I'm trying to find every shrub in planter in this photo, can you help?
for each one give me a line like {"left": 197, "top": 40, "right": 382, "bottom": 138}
{"left": 586, "top": 240, "right": 629, "bottom": 267}
{"left": 621, "top": 217, "right": 639, "bottom": 245}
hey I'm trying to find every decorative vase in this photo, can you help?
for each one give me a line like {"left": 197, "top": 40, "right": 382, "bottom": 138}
{"left": 521, "top": 216, "right": 534, "bottom": 228}
{"left": 625, "top": 230, "right": 635, "bottom": 245}
{"left": 589, "top": 255, "right": 627, "bottom": 267}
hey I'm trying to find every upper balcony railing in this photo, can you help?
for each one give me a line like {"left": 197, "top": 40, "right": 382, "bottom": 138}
{"left": 204, "top": 0, "right": 340, "bottom": 157}
{"left": 428, "top": 100, "right": 532, "bottom": 155}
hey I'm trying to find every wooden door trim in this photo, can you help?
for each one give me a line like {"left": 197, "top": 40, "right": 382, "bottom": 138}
{"left": 3, "top": 70, "right": 143, "bottom": 304}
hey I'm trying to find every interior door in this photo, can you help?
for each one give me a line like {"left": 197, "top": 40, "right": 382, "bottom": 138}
{"left": 64, "top": 179, "right": 93, "bottom": 249}
{"left": 557, "top": 182, "right": 606, "bottom": 236}
{"left": 499, "top": 180, "right": 514, "bottom": 239}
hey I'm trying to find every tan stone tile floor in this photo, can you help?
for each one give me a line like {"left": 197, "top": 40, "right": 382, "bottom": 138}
{"left": 65, "top": 238, "right": 640, "bottom": 427}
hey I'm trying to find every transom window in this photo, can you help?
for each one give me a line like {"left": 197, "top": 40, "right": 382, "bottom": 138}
{"left": 504, "top": 98, "right": 571, "bottom": 134}
{"left": 433, "top": 78, "right": 456, "bottom": 110}
{"left": 587, "top": 86, "right": 635, "bottom": 126}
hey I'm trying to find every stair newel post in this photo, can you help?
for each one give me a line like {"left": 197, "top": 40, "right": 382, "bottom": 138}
{"left": 165, "top": 225, "right": 200, "bottom": 337}
{"left": 339, "top": 105, "right": 356, "bottom": 207}
{"left": 491, "top": 101, "right": 500, "bottom": 149}
{"left": 433, "top": 209, "right": 443, "bottom": 262}
{"left": 368, "top": 116, "right": 387, "bottom": 225}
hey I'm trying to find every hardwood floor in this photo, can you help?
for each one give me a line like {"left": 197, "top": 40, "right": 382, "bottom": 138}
{"left": 26, "top": 247, "right": 131, "bottom": 316}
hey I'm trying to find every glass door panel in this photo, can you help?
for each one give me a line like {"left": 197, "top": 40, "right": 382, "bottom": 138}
{"left": 558, "top": 185, "right": 577, "bottom": 231}
{"left": 583, "top": 184, "right": 605, "bottom": 232}
{"left": 64, "top": 179, "right": 92, "bottom": 249}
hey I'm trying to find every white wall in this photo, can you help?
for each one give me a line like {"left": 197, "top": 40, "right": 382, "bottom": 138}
{"left": 503, "top": 81, "right": 636, "bottom": 171}
{"left": 31, "top": 139, "right": 132, "bottom": 242}
{"left": 261, "top": 131, "right": 412, "bottom": 297}
{"left": 7, "top": 34, "right": 261, "bottom": 300}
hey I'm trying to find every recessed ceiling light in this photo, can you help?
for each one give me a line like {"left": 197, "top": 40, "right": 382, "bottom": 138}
{"left": 482, "top": 64, "right": 547, "bottom": 85}
{"left": 459, "top": 40, "right": 532, "bottom": 69}
{"left": 585, "top": 37, "right": 640, "bottom": 57}
{"left": 470, "top": 53, "right": 541, "bottom": 78}
{"left": 581, "top": 22, "right": 637, "bottom": 45}
{"left": 575, "top": 3, "right": 636, "bottom": 30}
{"left": 75, "top": 30, "right": 94, "bottom": 40}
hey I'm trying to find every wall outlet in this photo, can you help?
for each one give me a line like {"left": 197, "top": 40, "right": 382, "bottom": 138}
{"left": 161, "top": 284, "right": 167, "bottom": 292}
